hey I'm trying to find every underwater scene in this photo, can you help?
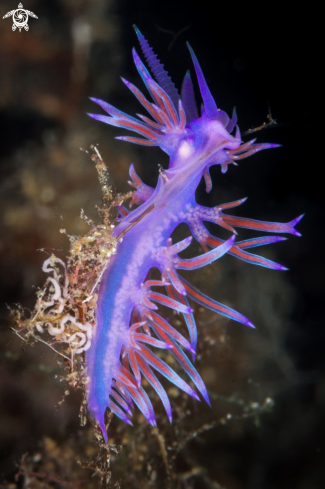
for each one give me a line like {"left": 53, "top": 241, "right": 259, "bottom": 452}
{"left": 0, "top": 1, "right": 321, "bottom": 488}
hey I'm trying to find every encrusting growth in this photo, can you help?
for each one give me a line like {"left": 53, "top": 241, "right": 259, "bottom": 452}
{"left": 12, "top": 147, "right": 132, "bottom": 389}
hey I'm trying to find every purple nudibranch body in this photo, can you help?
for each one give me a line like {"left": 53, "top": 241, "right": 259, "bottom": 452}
{"left": 87, "top": 26, "right": 303, "bottom": 442}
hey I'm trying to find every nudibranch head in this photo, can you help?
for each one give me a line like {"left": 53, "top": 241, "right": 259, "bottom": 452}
{"left": 88, "top": 26, "right": 277, "bottom": 180}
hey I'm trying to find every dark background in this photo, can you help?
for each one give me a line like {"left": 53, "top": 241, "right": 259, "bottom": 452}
{"left": 0, "top": 0, "right": 322, "bottom": 488}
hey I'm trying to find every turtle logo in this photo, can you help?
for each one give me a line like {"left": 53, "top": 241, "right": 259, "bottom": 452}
{"left": 3, "top": 3, "right": 38, "bottom": 32}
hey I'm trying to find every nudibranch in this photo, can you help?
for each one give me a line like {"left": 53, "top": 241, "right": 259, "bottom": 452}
{"left": 87, "top": 26, "right": 302, "bottom": 442}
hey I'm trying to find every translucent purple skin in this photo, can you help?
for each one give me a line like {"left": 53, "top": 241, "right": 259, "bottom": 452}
{"left": 86, "top": 27, "right": 303, "bottom": 442}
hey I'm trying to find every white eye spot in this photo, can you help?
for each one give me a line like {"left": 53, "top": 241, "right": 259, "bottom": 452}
{"left": 178, "top": 140, "right": 194, "bottom": 159}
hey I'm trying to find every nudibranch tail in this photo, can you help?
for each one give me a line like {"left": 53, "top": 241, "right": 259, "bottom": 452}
{"left": 86, "top": 26, "right": 303, "bottom": 442}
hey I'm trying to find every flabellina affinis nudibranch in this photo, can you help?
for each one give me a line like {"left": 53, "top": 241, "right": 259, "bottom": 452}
{"left": 86, "top": 25, "right": 303, "bottom": 443}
